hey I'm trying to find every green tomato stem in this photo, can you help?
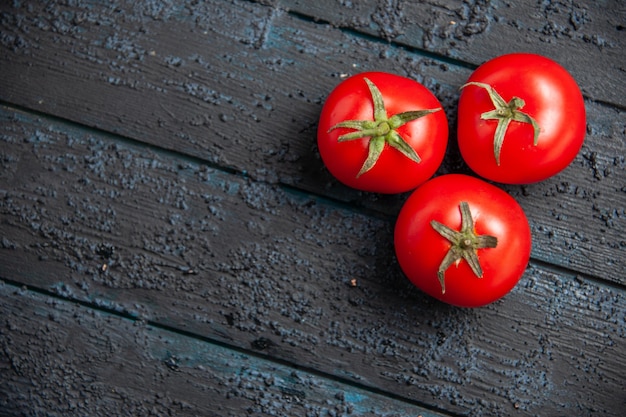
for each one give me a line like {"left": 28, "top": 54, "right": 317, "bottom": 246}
{"left": 430, "top": 202, "right": 498, "bottom": 294}
{"left": 461, "top": 81, "right": 540, "bottom": 166}
{"left": 328, "top": 77, "right": 441, "bottom": 177}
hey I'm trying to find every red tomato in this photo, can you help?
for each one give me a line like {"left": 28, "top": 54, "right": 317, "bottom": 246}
{"left": 457, "top": 53, "right": 586, "bottom": 184}
{"left": 317, "top": 72, "right": 448, "bottom": 193}
{"left": 394, "top": 174, "right": 531, "bottom": 307}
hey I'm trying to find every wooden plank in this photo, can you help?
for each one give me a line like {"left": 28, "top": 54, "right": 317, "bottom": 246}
{"left": 0, "top": 0, "right": 623, "bottom": 283}
{"left": 1, "top": 106, "right": 624, "bottom": 416}
{"left": 503, "top": 100, "right": 626, "bottom": 280}
{"left": 279, "top": 0, "right": 626, "bottom": 107}
{"left": 0, "top": 282, "right": 450, "bottom": 417}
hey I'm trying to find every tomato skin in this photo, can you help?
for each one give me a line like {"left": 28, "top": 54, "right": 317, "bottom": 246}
{"left": 317, "top": 72, "right": 448, "bottom": 193}
{"left": 457, "top": 53, "right": 586, "bottom": 184}
{"left": 394, "top": 174, "right": 531, "bottom": 307}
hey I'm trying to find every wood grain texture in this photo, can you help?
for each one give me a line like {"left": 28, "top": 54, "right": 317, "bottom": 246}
{"left": 280, "top": 0, "right": 626, "bottom": 107}
{"left": 0, "top": 282, "right": 449, "bottom": 417}
{"left": 0, "top": 0, "right": 625, "bottom": 416}
{"left": 0, "top": 0, "right": 623, "bottom": 283}
{"left": 1, "top": 107, "right": 624, "bottom": 416}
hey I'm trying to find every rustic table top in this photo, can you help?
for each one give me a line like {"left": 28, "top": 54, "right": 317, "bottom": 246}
{"left": 1, "top": 1, "right": 624, "bottom": 416}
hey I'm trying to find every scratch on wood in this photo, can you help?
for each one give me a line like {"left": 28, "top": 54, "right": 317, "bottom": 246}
{"left": 255, "top": 6, "right": 280, "bottom": 49}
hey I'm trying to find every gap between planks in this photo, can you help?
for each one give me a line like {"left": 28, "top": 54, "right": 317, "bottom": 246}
{"left": 0, "top": 277, "right": 458, "bottom": 417}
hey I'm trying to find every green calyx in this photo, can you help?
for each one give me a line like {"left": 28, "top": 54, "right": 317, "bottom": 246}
{"left": 461, "top": 81, "right": 540, "bottom": 166}
{"left": 328, "top": 77, "right": 442, "bottom": 178}
{"left": 430, "top": 202, "right": 498, "bottom": 294}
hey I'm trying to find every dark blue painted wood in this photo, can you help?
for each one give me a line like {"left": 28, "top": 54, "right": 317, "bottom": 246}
{"left": 0, "top": 0, "right": 623, "bottom": 282}
{"left": 0, "top": 0, "right": 624, "bottom": 416}
{"left": 1, "top": 105, "right": 624, "bottom": 416}
{"left": 0, "top": 282, "right": 452, "bottom": 417}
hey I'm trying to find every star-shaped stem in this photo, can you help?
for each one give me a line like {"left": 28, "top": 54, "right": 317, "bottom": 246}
{"left": 328, "top": 77, "right": 442, "bottom": 177}
{"left": 430, "top": 202, "right": 498, "bottom": 294}
{"left": 461, "top": 81, "right": 540, "bottom": 166}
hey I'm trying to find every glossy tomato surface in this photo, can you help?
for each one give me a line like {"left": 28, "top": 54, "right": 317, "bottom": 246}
{"left": 457, "top": 53, "right": 586, "bottom": 184}
{"left": 394, "top": 174, "right": 531, "bottom": 307}
{"left": 318, "top": 72, "right": 448, "bottom": 193}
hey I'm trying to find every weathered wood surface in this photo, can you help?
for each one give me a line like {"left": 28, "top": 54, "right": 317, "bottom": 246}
{"left": 1, "top": 107, "right": 624, "bottom": 416}
{"left": 0, "top": 282, "right": 449, "bottom": 417}
{"left": 281, "top": 0, "right": 626, "bottom": 107}
{"left": 0, "top": 0, "right": 625, "bottom": 416}
{"left": 0, "top": 0, "right": 623, "bottom": 283}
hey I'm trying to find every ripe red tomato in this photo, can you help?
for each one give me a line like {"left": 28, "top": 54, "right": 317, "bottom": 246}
{"left": 457, "top": 53, "right": 586, "bottom": 184}
{"left": 317, "top": 72, "right": 448, "bottom": 193}
{"left": 394, "top": 174, "right": 531, "bottom": 307}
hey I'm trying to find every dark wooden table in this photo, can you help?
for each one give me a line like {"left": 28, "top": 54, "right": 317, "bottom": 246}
{"left": 1, "top": 1, "right": 624, "bottom": 416}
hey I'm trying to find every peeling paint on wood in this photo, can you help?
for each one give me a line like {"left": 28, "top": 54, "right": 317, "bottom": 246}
{"left": 0, "top": 283, "right": 449, "bottom": 417}
{"left": 0, "top": 0, "right": 624, "bottom": 416}
{"left": 1, "top": 106, "right": 624, "bottom": 416}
